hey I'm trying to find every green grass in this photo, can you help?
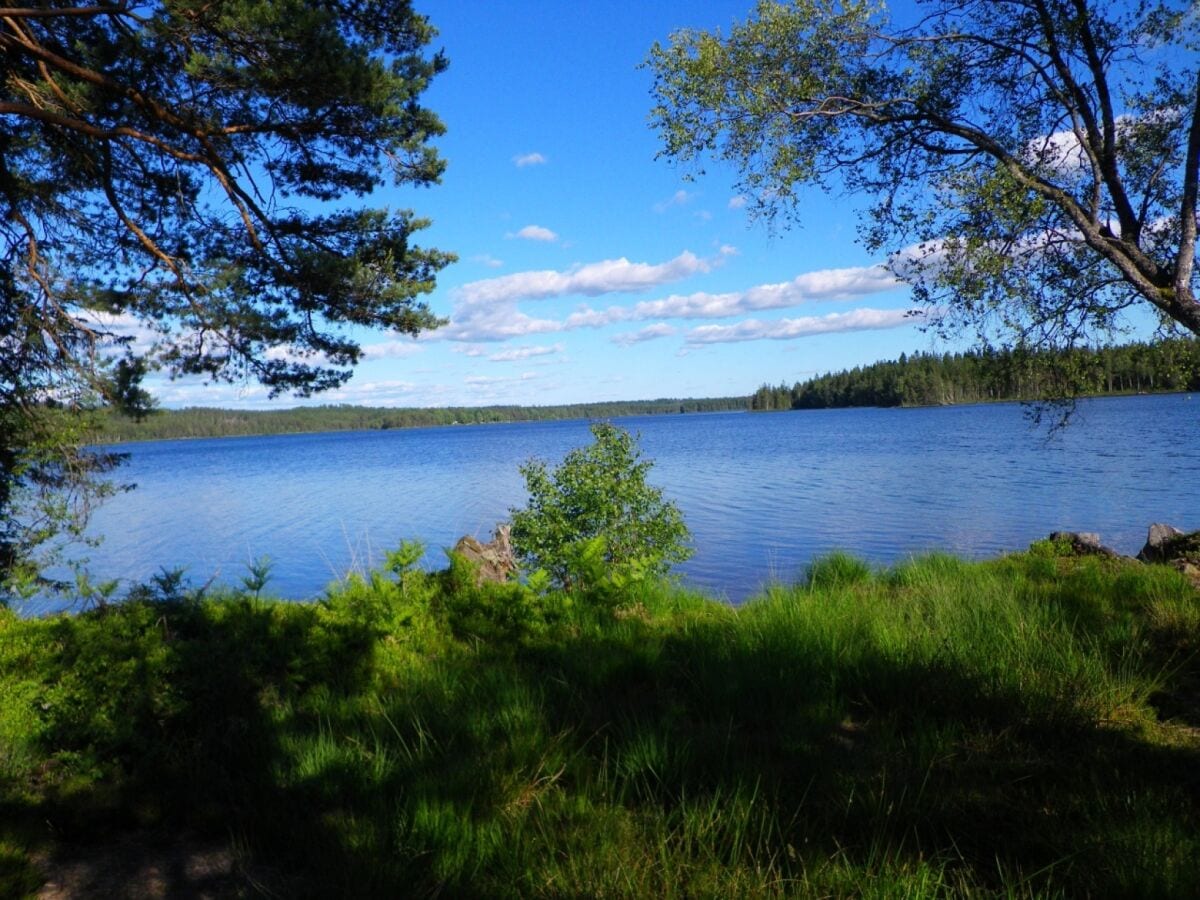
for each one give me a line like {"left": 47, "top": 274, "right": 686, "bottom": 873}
{"left": 1, "top": 549, "right": 1198, "bottom": 897}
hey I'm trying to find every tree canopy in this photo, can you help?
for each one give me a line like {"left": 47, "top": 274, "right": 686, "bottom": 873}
{"left": 1, "top": 0, "right": 452, "bottom": 591}
{"left": 647, "top": 0, "right": 1200, "bottom": 347}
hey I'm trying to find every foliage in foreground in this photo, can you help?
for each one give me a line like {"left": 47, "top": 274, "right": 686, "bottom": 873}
{"left": 1, "top": 549, "right": 1198, "bottom": 897}
{"left": 1, "top": 0, "right": 451, "bottom": 599}
{"left": 648, "top": 0, "right": 1200, "bottom": 342}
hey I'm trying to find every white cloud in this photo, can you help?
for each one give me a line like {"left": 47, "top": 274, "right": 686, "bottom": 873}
{"left": 472, "top": 254, "right": 504, "bottom": 268}
{"left": 728, "top": 195, "right": 748, "bottom": 209}
{"left": 513, "top": 152, "right": 548, "bottom": 167}
{"left": 612, "top": 323, "right": 677, "bottom": 346}
{"left": 653, "top": 189, "right": 694, "bottom": 213}
{"left": 361, "top": 340, "right": 422, "bottom": 360}
{"left": 438, "top": 306, "right": 564, "bottom": 343}
{"left": 147, "top": 379, "right": 270, "bottom": 408}
{"left": 435, "top": 250, "right": 907, "bottom": 344}
{"left": 1022, "top": 109, "right": 1184, "bottom": 177}
{"left": 456, "top": 247, "right": 732, "bottom": 306}
{"left": 466, "top": 372, "right": 541, "bottom": 387}
{"left": 331, "top": 379, "right": 421, "bottom": 399}
{"left": 452, "top": 345, "right": 489, "bottom": 357}
{"left": 74, "top": 310, "right": 163, "bottom": 355}
{"left": 564, "top": 262, "right": 901, "bottom": 329}
{"left": 686, "top": 308, "right": 923, "bottom": 344}
{"left": 488, "top": 342, "right": 564, "bottom": 362}
{"left": 263, "top": 343, "right": 330, "bottom": 365}
{"left": 1023, "top": 128, "right": 1090, "bottom": 174}
{"left": 510, "top": 224, "right": 559, "bottom": 242}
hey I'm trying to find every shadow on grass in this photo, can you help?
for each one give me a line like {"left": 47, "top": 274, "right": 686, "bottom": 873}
{"left": 2, "top": 595, "right": 377, "bottom": 897}
{"left": 244, "top": 604, "right": 1200, "bottom": 897}
{"left": 505, "top": 616, "right": 1200, "bottom": 896}
{"left": 5, "top": 578, "right": 1200, "bottom": 897}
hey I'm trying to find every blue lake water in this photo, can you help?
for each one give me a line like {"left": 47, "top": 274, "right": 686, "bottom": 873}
{"left": 63, "top": 393, "right": 1200, "bottom": 606}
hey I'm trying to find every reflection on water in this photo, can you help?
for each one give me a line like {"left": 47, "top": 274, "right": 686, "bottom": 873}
{"left": 67, "top": 393, "right": 1200, "bottom": 605}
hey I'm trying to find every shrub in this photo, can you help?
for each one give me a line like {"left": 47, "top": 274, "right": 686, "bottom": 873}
{"left": 509, "top": 423, "right": 692, "bottom": 594}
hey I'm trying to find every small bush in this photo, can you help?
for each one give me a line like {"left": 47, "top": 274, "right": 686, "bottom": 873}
{"left": 509, "top": 422, "right": 692, "bottom": 596}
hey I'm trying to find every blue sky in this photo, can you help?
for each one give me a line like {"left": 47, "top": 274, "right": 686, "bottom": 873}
{"left": 153, "top": 1, "right": 956, "bottom": 409}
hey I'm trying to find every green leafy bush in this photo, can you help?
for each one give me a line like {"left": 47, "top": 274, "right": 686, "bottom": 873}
{"left": 509, "top": 422, "right": 692, "bottom": 595}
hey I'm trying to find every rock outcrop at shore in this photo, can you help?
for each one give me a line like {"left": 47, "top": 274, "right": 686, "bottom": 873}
{"left": 1047, "top": 531, "right": 1121, "bottom": 558}
{"left": 1137, "top": 523, "right": 1200, "bottom": 584}
{"left": 451, "top": 525, "right": 517, "bottom": 584}
{"left": 1138, "top": 523, "right": 1187, "bottom": 562}
{"left": 1042, "top": 524, "right": 1200, "bottom": 587}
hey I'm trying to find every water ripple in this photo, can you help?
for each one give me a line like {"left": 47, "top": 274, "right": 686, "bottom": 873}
{"left": 74, "top": 394, "right": 1199, "bottom": 604}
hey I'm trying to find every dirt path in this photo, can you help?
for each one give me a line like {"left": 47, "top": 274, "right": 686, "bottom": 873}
{"left": 34, "top": 832, "right": 282, "bottom": 899}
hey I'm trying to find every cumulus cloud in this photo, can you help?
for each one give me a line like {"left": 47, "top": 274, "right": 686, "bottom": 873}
{"left": 653, "top": 189, "right": 694, "bottom": 213}
{"left": 74, "top": 310, "right": 163, "bottom": 355}
{"left": 436, "top": 248, "right": 910, "bottom": 344}
{"left": 510, "top": 224, "right": 558, "bottom": 242}
{"left": 728, "top": 195, "right": 748, "bottom": 209}
{"left": 147, "top": 379, "right": 270, "bottom": 408}
{"left": 472, "top": 254, "right": 504, "bottom": 268}
{"left": 513, "top": 152, "right": 548, "bottom": 167}
{"left": 263, "top": 344, "right": 326, "bottom": 365}
{"left": 563, "top": 262, "right": 901, "bottom": 329}
{"left": 686, "top": 308, "right": 924, "bottom": 345}
{"left": 612, "top": 323, "right": 677, "bottom": 346}
{"left": 361, "top": 340, "right": 422, "bottom": 360}
{"left": 330, "top": 379, "right": 421, "bottom": 400}
{"left": 1023, "top": 128, "right": 1090, "bottom": 174}
{"left": 438, "top": 306, "right": 564, "bottom": 343}
{"left": 1023, "top": 109, "right": 1184, "bottom": 177}
{"left": 457, "top": 247, "right": 733, "bottom": 306}
{"left": 488, "top": 343, "right": 564, "bottom": 362}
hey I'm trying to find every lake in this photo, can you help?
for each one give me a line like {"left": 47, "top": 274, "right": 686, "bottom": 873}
{"left": 58, "top": 393, "right": 1200, "bottom": 607}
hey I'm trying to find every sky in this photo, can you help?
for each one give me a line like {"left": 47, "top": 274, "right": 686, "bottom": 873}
{"left": 148, "top": 2, "right": 1007, "bottom": 409}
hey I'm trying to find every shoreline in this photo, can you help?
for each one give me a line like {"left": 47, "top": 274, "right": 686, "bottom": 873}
{"left": 91, "top": 387, "right": 1193, "bottom": 446}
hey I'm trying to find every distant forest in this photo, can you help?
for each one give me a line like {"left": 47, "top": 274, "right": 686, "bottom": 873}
{"left": 93, "top": 396, "right": 747, "bottom": 442}
{"left": 751, "top": 338, "right": 1200, "bottom": 411}
{"left": 91, "top": 338, "right": 1200, "bottom": 443}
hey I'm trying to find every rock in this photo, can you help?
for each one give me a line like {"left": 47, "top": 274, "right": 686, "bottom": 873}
{"left": 1047, "top": 531, "right": 1121, "bottom": 558}
{"left": 1136, "top": 525, "right": 1200, "bottom": 587}
{"left": 452, "top": 524, "right": 517, "bottom": 584}
{"left": 1138, "top": 523, "right": 1186, "bottom": 562}
{"left": 1173, "top": 559, "right": 1200, "bottom": 584}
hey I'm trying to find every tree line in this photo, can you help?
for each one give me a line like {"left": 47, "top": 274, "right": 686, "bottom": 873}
{"left": 92, "top": 397, "right": 747, "bottom": 442}
{"left": 94, "top": 337, "right": 1200, "bottom": 442}
{"left": 751, "top": 338, "right": 1200, "bottom": 411}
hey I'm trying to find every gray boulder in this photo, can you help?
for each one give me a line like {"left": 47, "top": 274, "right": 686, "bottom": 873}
{"left": 452, "top": 524, "right": 517, "bottom": 584}
{"left": 1136, "top": 524, "right": 1200, "bottom": 588}
{"left": 1047, "top": 531, "right": 1121, "bottom": 558}
{"left": 1137, "top": 523, "right": 1186, "bottom": 563}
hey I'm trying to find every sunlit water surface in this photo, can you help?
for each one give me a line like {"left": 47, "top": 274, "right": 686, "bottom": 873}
{"left": 43, "top": 393, "right": 1200, "bottom": 610}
